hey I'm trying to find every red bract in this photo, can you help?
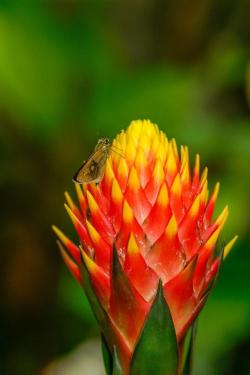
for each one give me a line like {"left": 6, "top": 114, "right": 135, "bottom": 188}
{"left": 53, "top": 120, "right": 237, "bottom": 374}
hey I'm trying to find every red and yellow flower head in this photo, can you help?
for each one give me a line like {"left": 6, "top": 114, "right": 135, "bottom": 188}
{"left": 53, "top": 120, "right": 237, "bottom": 374}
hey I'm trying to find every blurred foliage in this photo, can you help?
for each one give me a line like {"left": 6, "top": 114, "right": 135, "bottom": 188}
{"left": 0, "top": 1, "right": 249, "bottom": 374}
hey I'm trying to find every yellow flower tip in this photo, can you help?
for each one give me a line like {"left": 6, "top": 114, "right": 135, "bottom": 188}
{"left": 166, "top": 214, "right": 178, "bottom": 239}
{"left": 86, "top": 219, "right": 100, "bottom": 244}
{"left": 128, "top": 166, "right": 140, "bottom": 191}
{"left": 157, "top": 183, "right": 169, "bottom": 207}
{"left": 163, "top": 135, "right": 169, "bottom": 147}
{"left": 171, "top": 173, "right": 181, "bottom": 197}
{"left": 125, "top": 138, "right": 137, "bottom": 164}
{"left": 153, "top": 159, "right": 164, "bottom": 182}
{"left": 151, "top": 136, "right": 160, "bottom": 155}
{"left": 215, "top": 205, "right": 229, "bottom": 226}
{"left": 212, "top": 182, "right": 220, "bottom": 202}
{"left": 64, "top": 191, "right": 75, "bottom": 210}
{"left": 180, "top": 145, "right": 185, "bottom": 160}
{"left": 111, "top": 139, "right": 123, "bottom": 164}
{"left": 86, "top": 190, "right": 98, "bottom": 214}
{"left": 205, "top": 189, "right": 209, "bottom": 204}
{"left": 123, "top": 200, "right": 133, "bottom": 224}
{"left": 219, "top": 209, "right": 229, "bottom": 229}
{"left": 205, "top": 227, "right": 220, "bottom": 250}
{"left": 112, "top": 138, "right": 124, "bottom": 154}
{"left": 150, "top": 121, "right": 158, "bottom": 136}
{"left": 127, "top": 129, "right": 136, "bottom": 147}
{"left": 139, "top": 132, "right": 151, "bottom": 155}
{"left": 180, "top": 146, "right": 189, "bottom": 169}
{"left": 75, "top": 183, "right": 84, "bottom": 201}
{"left": 223, "top": 235, "right": 238, "bottom": 259}
{"left": 181, "top": 161, "right": 190, "bottom": 186}
{"left": 200, "top": 167, "right": 208, "bottom": 185}
{"left": 190, "top": 194, "right": 200, "bottom": 218}
{"left": 194, "top": 154, "right": 200, "bottom": 175}
{"left": 127, "top": 233, "right": 139, "bottom": 254}
{"left": 52, "top": 225, "right": 69, "bottom": 246}
{"left": 117, "top": 157, "right": 129, "bottom": 185}
{"left": 111, "top": 177, "right": 123, "bottom": 204}
{"left": 155, "top": 142, "right": 168, "bottom": 164}
{"left": 64, "top": 203, "right": 77, "bottom": 224}
{"left": 200, "top": 180, "right": 208, "bottom": 203}
{"left": 160, "top": 129, "right": 167, "bottom": 143}
{"left": 116, "top": 131, "right": 126, "bottom": 151}
{"left": 105, "top": 159, "right": 114, "bottom": 183}
{"left": 129, "top": 119, "right": 143, "bottom": 136}
{"left": 206, "top": 210, "right": 228, "bottom": 250}
{"left": 165, "top": 144, "right": 177, "bottom": 176}
{"left": 171, "top": 138, "right": 179, "bottom": 160}
{"left": 79, "top": 245, "right": 97, "bottom": 273}
{"left": 135, "top": 147, "right": 147, "bottom": 170}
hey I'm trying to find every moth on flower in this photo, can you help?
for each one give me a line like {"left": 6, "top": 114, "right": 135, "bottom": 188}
{"left": 73, "top": 137, "right": 123, "bottom": 184}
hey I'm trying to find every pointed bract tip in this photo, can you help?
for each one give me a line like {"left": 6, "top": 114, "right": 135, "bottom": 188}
{"left": 216, "top": 205, "right": 229, "bottom": 227}
{"left": 57, "top": 240, "right": 81, "bottom": 284}
{"left": 171, "top": 173, "right": 181, "bottom": 197}
{"left": 111, "top": 177, "right": 123, "bottom": 204}
{"left": 223, "top": 235, "right": 238, "bottom": 259}
{"left": 64, "top": 191, "right": 75, "bottom": 209}
{"left": 200, "top": 167, "right": 208, "bottom": 186}
{"left": 157, "top": 183, "right": 169, "bottom": 207}
{"left": 127, "top": 233, "right": 139, "bottom": 254}
{"left": 75, "top": 182, "right": 83, "bottom": 197}
{"left": 80, "top": 245, "right": 96, "bottom": 273}
{"left": 64, "top": 202, "right": 72, "bottom": 215}
{"left": 214, "top": 182, "right": 220, "bottom": 196}
{"left": 166, "top": 214, "right": 178, "bottom": 239}
{"left": 86, "top": 219, "right": 100, "bottom": 244}
{"left": 123, "top": 200, "right": 133, "bottom": 224}
{"left": 194, "top": 154, "right": 200, "bottom": 171}
{"left": 52, "top": 225, "right": 68, "bottom": 245}
{"left": 86, "top": 190, "right": 98, "bottom": 213}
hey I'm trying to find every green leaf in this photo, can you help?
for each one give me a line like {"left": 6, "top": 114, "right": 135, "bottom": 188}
{"left": 182, "top": 320, "right": 198, "bottom": 375}
{"left": 131, "top": 281, "right": 179, "bottom": 375}
{"left": 101, "top": 334, "right": 112, "bottom": 375}
{"left": 112, "top": 346, "right": 123, "bottom": 375}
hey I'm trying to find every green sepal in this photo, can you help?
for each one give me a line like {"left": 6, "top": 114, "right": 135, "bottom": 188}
{"left": 182, "top": 320, "right": 198, "bottom": 375}
{"left": 101, "top": 334, "right": 112, "bottom": 375}
{"left": 131, "top": 281, "right": 179, "bottom": 375}
{"left": 112, "top": 346, "right": 123, "bottom": 375}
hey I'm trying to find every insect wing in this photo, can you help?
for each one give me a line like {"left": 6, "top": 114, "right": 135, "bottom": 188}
{"left": 73, "top": 148, "right": 109, "bottom": 184}
{"left": 73, "top": 158, "right": 92, "bottom": 183}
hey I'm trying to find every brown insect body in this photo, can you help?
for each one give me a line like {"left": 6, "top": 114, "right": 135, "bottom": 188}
{"left": 73, "top": 138, "right": 111, "bottom": 184}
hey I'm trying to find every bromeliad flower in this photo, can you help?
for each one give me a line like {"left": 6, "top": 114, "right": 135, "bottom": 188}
{"left": 53, "top": 120, "right": 237, "bottom": 375}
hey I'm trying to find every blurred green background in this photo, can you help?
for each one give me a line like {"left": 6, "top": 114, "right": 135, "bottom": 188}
{"left": 1, "top": 1, "right": 249, "bottom": 374}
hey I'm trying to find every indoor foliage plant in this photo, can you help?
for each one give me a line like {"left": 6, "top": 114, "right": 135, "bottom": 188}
{"left": 53, "top": 120, "right": 237, "bottom": 375}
